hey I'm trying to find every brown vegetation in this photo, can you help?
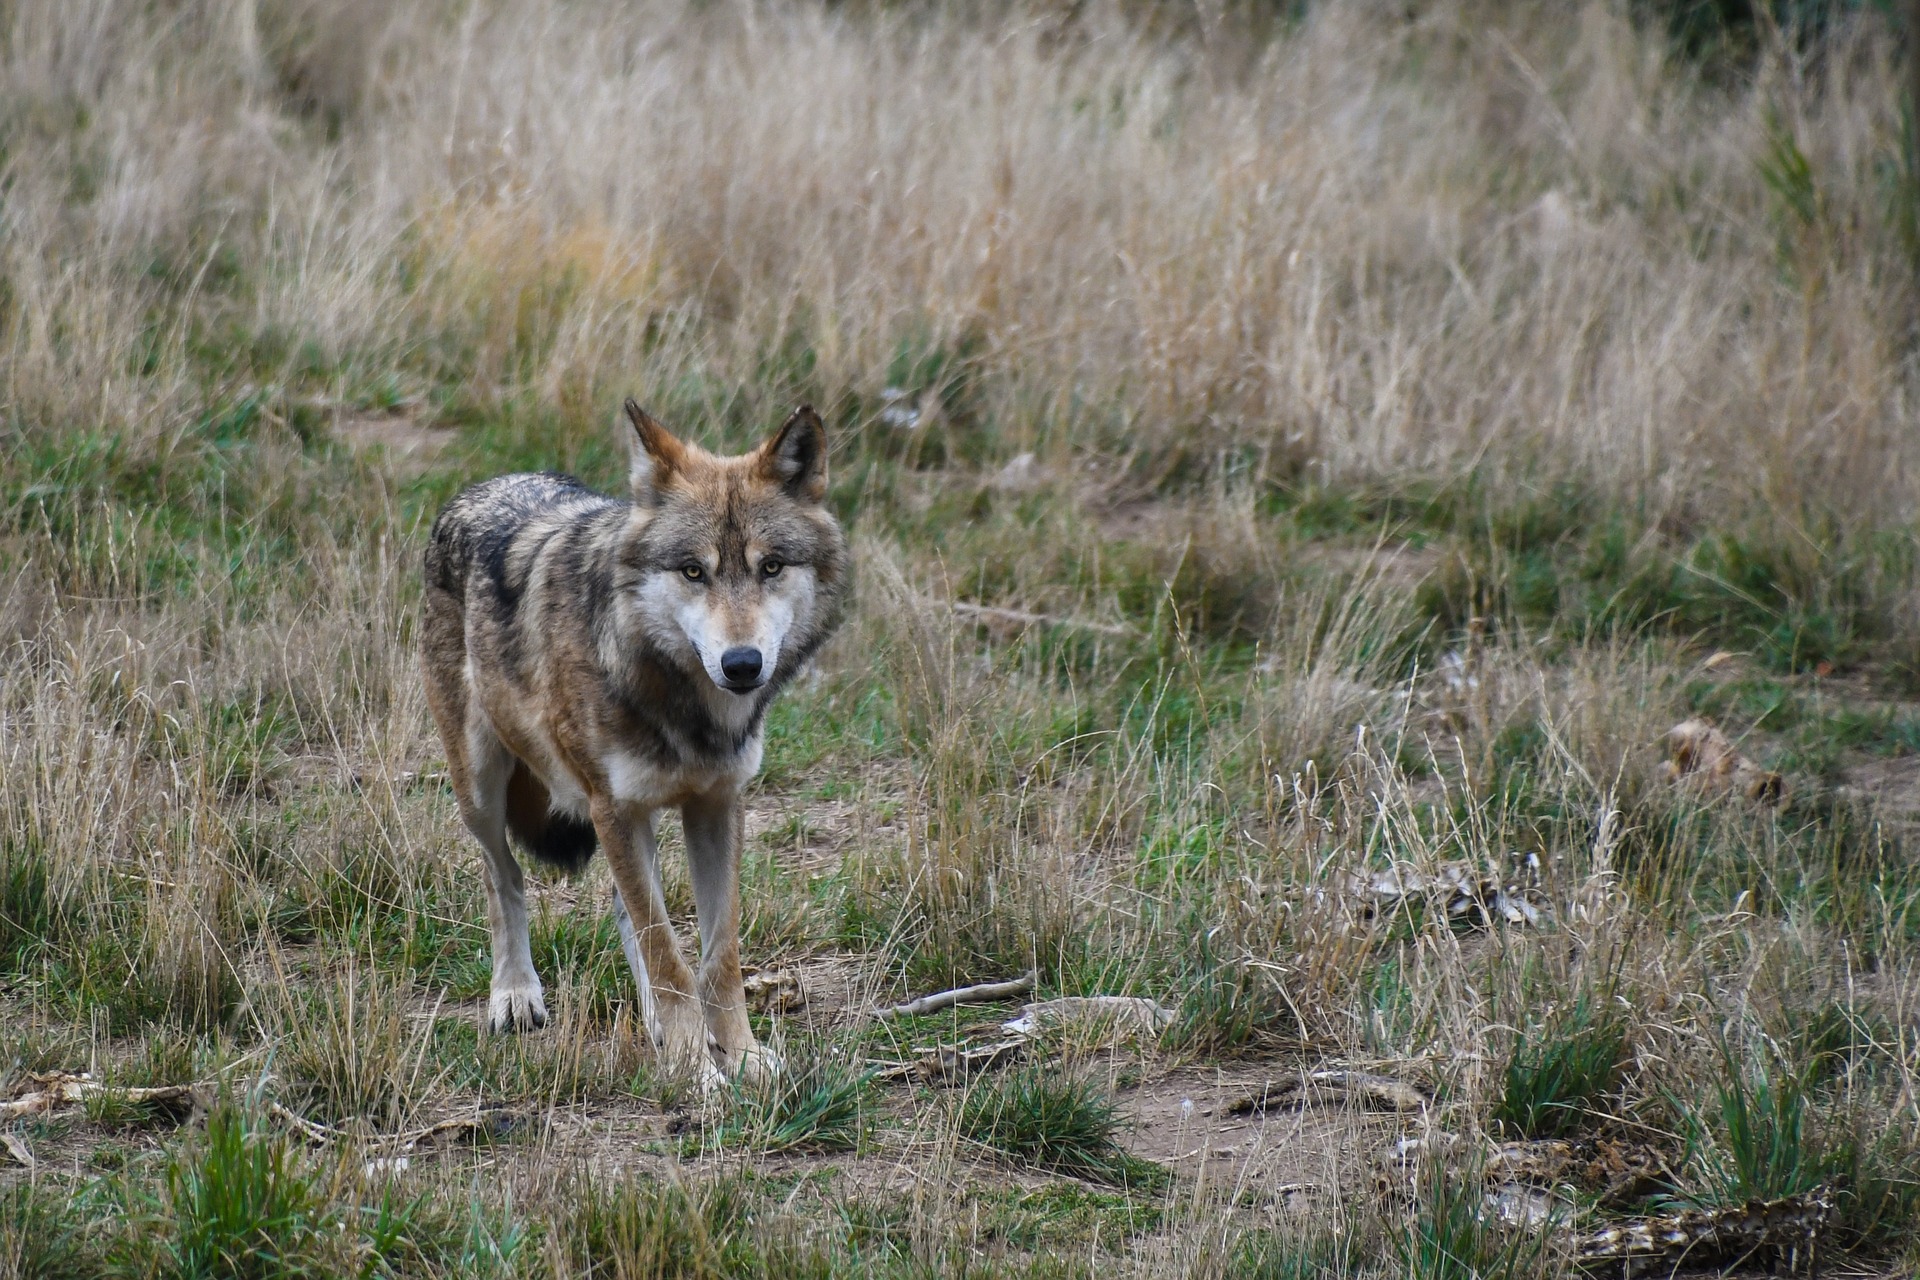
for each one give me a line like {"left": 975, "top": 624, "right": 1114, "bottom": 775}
{"left": 3, "top": 1, "right": 1919, "bottom": 1275}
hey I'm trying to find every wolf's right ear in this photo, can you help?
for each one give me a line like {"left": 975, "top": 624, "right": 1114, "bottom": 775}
{"left": 624, "top": 399, "right": 686, "bottom": 504}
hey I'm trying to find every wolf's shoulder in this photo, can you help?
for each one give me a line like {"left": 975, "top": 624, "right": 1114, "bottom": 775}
{"left": 432, "top": 473, "right": 621, "bottom": 538}
{"left": 439, "top": 470, "right": 613, "bottom": 520}
{"left": 426, "top": 472, "right": 623, "bottom": 596}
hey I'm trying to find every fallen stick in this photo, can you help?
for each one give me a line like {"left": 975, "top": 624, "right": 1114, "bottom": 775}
{"left": 1001, "top": 995, "right": 1174, "bottom": 1040}
{"left": 269, "top": 1102, "right": 342, "bottom": 1144}
{"left": 872, "top": 972, "right": 1036, "bottom": 1021}
{"left": 869, "top": 1039, "right": 1028, "bottom": 1083}
{"left": 269, "top": 1103, "right": 505, "bottom": 1150}
{"left": 1227, "top": 1070, "right": 1429, "bottom": 1116}
{"left": 0, "top": 1073, "right": 197, "bottom": 1121}
{"left": 0, "top": 1091, "right": 60, "bottom": 1122}
{"left": 868, "top": 990, "right": 1174, "bottom": 1083}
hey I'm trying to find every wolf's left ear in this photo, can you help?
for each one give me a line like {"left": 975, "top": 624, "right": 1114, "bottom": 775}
{"left": 754, "top": 404, "right": 828, "bottom": 501}
{"left": 625, "top": 399, "right": 686, "bottom": 503}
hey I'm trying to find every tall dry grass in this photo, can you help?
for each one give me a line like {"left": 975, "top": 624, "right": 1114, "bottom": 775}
{"left": 2, "top": 0, "right": 1914, "bottom": 520}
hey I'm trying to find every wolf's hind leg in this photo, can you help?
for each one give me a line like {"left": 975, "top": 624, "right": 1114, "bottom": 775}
{"left": 684, "top": 791, "right": 771, "bottom": 1084}
{"left": 461, "top": 732, "right": 546, "bottom": 1033}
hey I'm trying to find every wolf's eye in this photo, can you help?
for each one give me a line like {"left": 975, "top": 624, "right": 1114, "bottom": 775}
{"left": 680, "top": 564, "right": 705, "bottom": 582}
{"left": 760, "top": 559, "right": 783, "bottom": 579}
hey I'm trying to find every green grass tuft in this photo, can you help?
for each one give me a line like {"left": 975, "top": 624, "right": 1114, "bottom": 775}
{"left": 1163, "top": 932, "right": 1301, "bottom": 1055}
{"left": 1692, "top": 1039, "right": 1830, "bottom": 1205}
{"left": 700, "top": 1039, "right": 874, "bottom": 1155}
{"left": 277, "top": 960, "right": 440, "bottom": 1132}
{"left": 550, "top": 1175, "right": 836, "bottom": 1280}
{"left": 957, "top": 1065, "right": 1164, "bottom": 1187}
{"left": 1226, "top": 1228, "right": 1355, "bottom": 1279}
{"left": 529, "top": 903, "right": 628, "bottom": 1025}
{"left": 162, "top": 1104, "right": 326, "bottom": 1280}
{"left": 0, "top": 1178, "right": 102, "bottom": 1279}
{"left": 0, "top": 833, "right": 56, "bottom": 973}
{"left": 1394, "top": 1160, "right": 1556, "bottom": 1280}
{"left": 1494, "top": 996, "right": 1627, "bottom": 1140}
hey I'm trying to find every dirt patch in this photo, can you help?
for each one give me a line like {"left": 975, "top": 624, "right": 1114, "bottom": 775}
{"left": 746, "top": 797, "right": 877, "bottom": 871}
{"left": 333, "top": 414, "right": 454, "bottom": 469}
{"left": 1840, "top": 756, "right": 1920, "bottom": 818}
{"left": 768, "top": 952, "right": 879, "bottom": 1031}
{"left": 1123, "top": 1062, "right": 1424, "bottom": 1212}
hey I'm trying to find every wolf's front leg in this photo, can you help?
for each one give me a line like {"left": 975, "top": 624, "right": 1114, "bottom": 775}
{"left": 595, "top": 800, "right": 717, "bottom": 1085}
{"left": 683, "top": 791, "right": 772, "bottom": 1084}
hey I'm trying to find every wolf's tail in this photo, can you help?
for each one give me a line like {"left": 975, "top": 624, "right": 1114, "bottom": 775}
{"left": 503, "top": 760, "right": 599, "bottom": 873}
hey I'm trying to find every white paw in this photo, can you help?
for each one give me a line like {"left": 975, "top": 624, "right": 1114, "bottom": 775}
{"left": 695, "top": 1056, "right": 730, "bottom": 1099}
{"left": 727, "top": 1041, "right": 784, "bottom": 1088}
{"left": 487, "top": 983, "right": 548, "bottom": 1034}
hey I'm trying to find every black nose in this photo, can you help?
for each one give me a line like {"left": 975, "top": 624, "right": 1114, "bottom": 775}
{"left": 720, "top": 646, "right": 763, "bottom": 685}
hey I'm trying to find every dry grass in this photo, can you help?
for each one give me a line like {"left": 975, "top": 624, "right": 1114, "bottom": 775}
{"left": 4, "top": 0, "right": 1920, "bottom": 1275}
{"left": 8, "top": 0, "right": 1917, "bottom": 506}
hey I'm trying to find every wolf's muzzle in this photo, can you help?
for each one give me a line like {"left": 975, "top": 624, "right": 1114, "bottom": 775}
{"left": 719, "top": 646, "right": 765, "bottom": 691}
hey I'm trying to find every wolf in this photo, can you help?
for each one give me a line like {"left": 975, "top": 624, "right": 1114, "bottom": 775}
{"left": 421, "top": 401, "right": 849, "bottom": 1083}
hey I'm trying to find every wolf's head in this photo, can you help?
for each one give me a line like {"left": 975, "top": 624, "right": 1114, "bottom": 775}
{"left": 618, "top": 400, "right": 850, "bottom": 698}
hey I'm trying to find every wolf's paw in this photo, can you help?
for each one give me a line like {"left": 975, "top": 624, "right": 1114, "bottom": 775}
{"left": 694, "top": 1053, "right": 730, "bottom": 1098}
{"left": 487, "top": 984, "right": 548, "bottom": 1034}
{"left": 718, "top": 1039, "right": 783, "bottom": 1088}
{"left": 651, "top": 1000, "right": 718, "bottom": 1083}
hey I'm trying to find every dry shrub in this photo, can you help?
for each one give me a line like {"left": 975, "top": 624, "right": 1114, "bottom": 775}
{"left": 275, "top": 956, "right": 439, "bottom": 1132}
{"left": 855, "top": 549, "right": 1093, "bottom": 987}
{"left": 140, "top": 831, "right": 245, "bottom": 1031}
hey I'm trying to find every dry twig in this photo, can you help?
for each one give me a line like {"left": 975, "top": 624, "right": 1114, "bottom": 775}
{"left": 1227, "top": 1070, "right": 1428, "bottom": 1116}
{"left": 871, "top": 972, "right": 1036, "bottom": 1021}
{"left": 869, "top": 1039, "right": 1028, "bottom": 1083}
{"left": 0, "top": 1072, "right": 197, "bottom": 1122}
{"left": 267, "top": 1102, "right": 507, "bottom": 1150}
